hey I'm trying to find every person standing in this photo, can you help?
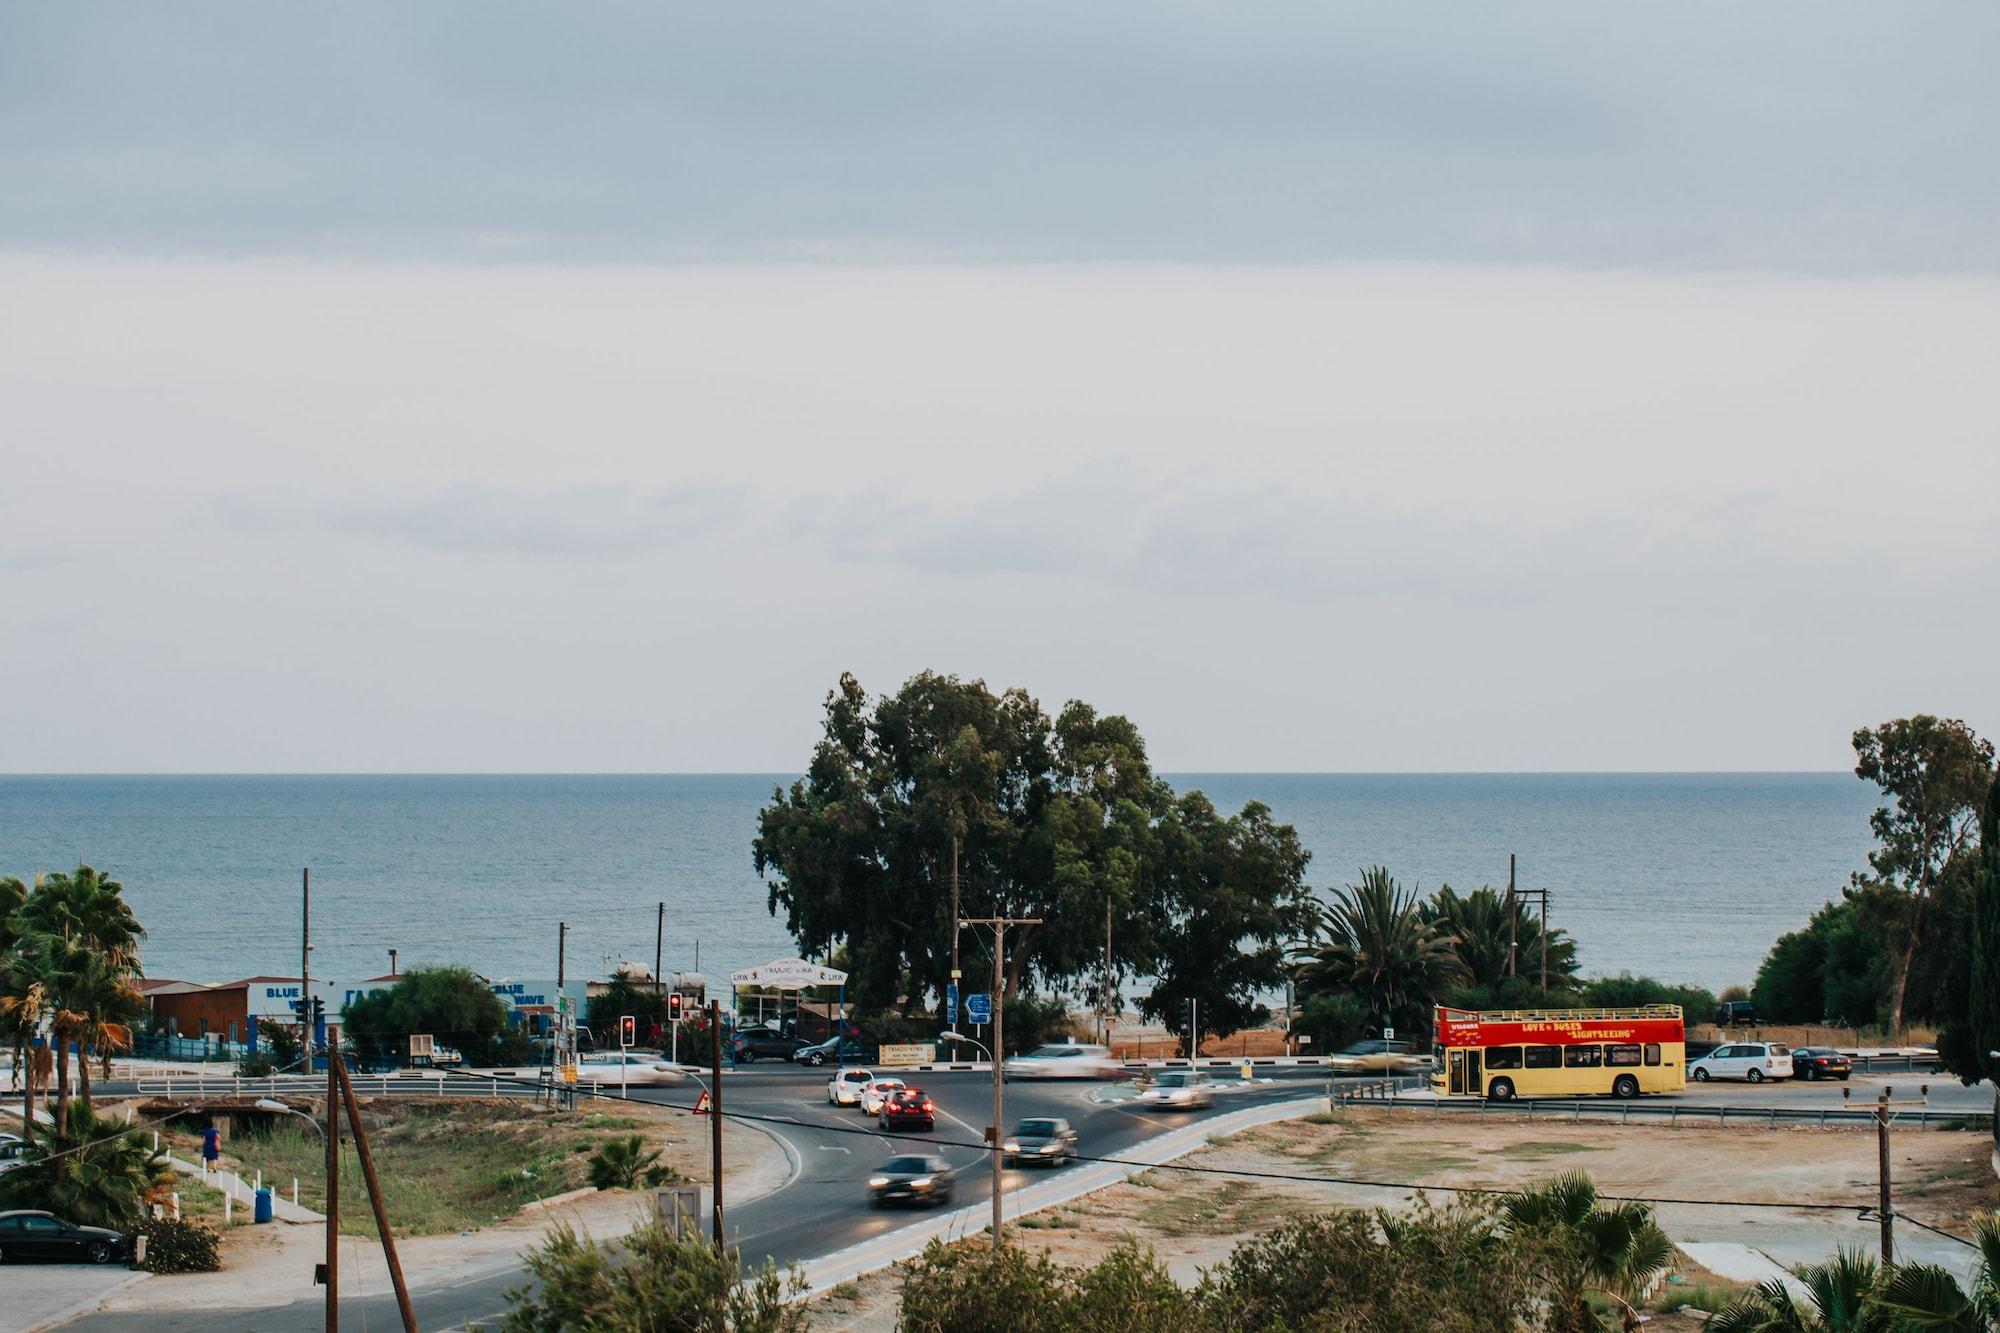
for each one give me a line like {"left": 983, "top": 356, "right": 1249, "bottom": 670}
{"left": 201, "top": 1124, "right": 222, "bottom": 1175}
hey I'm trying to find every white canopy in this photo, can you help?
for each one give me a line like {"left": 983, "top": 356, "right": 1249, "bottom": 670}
{"left": 728, "top": 957, "right": 848, "bottom": 990}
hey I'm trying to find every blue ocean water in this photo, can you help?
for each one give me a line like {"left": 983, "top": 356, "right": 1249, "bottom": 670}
{"left": 0, "top": 774, "right": 1879, "bottom": 995}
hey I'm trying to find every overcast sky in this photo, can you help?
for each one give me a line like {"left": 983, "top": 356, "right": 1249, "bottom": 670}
{"left": 3, "top": 4, "right": 1996, "bottom": 772}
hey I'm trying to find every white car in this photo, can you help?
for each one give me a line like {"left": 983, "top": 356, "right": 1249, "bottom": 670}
{"left": 573, "top": 1053, "right": 686, "bottom": 1086}
{"left": 860, "top": 1077, "right": 907, "bottom": 1116}
{"left": 828, "top": 1068, "right": 876, "bottom": 1106}
{"left": 1688, "top": 1042, "right": 1793, "bottom": 1084}
{"left": 1137, "top": 1070, "right": 1215, "bottom": 1109}
{"left": 0, "top": 1133, "right": 25, "bottom": 1175}
{"left": 1002, "top": 1042, "right": 1121, "bottom": 1080}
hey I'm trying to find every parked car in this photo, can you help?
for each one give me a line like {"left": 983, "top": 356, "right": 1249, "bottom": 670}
{"left": 868, "top": 1154, "right": 955, "bottom": 1207}
{"left": 573, "top": 1053, "right": 687, "bottom": 1085}
{"left": 1138, "top": 1070, "right": 1215, "bottom": 1109}
{"left": 1003, "top": 1117, "right": 1078, "bottom": 1167}
{"left": 1715, "top": 1000, "right": 1758, "bottom": 1027}
{"left": 1790, "top": 1047, "right": 1853, "bottom": 1081}
{"left": 1688, "top": 1042, "right": 1792, "bottom": 1083}
{"left": 860, "top": 1077, "right": 908, "bottom": 1116}
{"left": 828, "top": 1067, "right": 876, "bottom": 1106}
{"left": 1002, "top": 1042, "right": 1120, "bottom": 1080}
{"left": 1327, "top": 1039, "right": 1428, "bottom": 1074}
{"left": 0, "top": 1210, "right": 130, "bottom": 1264}
{"left": 794, "top": 1035, "right": 872, "bottom": 1067}
{"left": 732, "top": 1030, "right": 811, "bottom": 1063}
{"left": 881, "top": 1087, "right": 936, "bottom": 1131}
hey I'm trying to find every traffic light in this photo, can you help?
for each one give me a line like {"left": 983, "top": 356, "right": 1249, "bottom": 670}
{"left": 668, "top": 992, "right": 684, "bottom": 1020}
{"left": 619, "top": 1014, "right": 636, "bottom": 1048}
{"left": 310, "top": 997, "right": 326, "bottom": 1023}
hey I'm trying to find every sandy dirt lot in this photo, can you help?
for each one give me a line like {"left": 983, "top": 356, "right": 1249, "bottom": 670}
{"left": 808, "top": 1106, "right": 1998, "bottom": 1330}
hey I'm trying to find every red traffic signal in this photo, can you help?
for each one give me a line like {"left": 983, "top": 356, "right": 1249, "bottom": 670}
{"left": 668, "top": 992, "right": 684, "bottom": 1019}
{"left": 619, "top": 1014, "right": 636, "bottom": 1047}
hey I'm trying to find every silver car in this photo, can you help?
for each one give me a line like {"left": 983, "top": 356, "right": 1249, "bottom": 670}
{"left": 1003, "top": 1117, "right": 1078, "bottom": 1167}
{"left": 1138, "top": 1070, "right": 1215, "bottom": 1109}
{"left": 1002, "top": 1042, "right": 1120, "bottom": 1080}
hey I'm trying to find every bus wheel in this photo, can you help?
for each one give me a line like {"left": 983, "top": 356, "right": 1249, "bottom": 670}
{"left": 1612, "top": 1075, "right": 1639, "bottom": 1099}
{"left": 1486, "top": 1077, "right": 1515, "bottom": 1102}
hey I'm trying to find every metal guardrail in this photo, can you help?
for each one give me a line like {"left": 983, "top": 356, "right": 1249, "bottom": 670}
{"left": 131, "top": 1071, "right": 519, "bottom": 1099}
{"left": 1328, "top": 1080, "right": 1993, "bottom": 1132}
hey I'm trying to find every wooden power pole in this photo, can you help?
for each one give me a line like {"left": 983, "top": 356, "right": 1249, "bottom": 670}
{"left": 959, "top": 916, "right": 1041, "bottom": 1250}
{"left": 708, "top": 999, "right": 725, "bottom": 1250}
{"left": 334, "top": 1055, "right": 419, "bottom": 1331}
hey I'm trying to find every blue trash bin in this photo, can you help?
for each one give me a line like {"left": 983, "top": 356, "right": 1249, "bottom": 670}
{"left": 254, "top": 1189, "right": 274, "bottom": 1224}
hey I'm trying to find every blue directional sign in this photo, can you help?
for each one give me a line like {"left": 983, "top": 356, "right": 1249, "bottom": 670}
{"left": 945, "top": 982, "right": 960, "bottom": 1025}
{"left": 965, "top": 992, "right": 992, "bottom": 1024}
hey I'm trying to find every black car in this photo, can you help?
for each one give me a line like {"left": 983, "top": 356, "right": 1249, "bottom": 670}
{"left": 1790, "top": 1047, "right": 1853, "bottom": 1081}
{"left": 0, "top": 1210, "right": 130, "bottom": 1264}
{"left": 868, "top": 1154, "right": 955, "bottom": 1207}
{"left": 732, "top": 1030, "right": 810, "bottom": 1062}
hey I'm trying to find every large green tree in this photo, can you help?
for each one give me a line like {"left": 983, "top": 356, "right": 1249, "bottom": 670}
{"left": 1852, "top": 716, "right": 1995, "bottom": 1031}
{"left": 7, "top": 866, "right": 147, "bottom": 1127}
{"left": 754, "top": 673, "right": 1310, "bottom": 1019}
{"left": 343, "top": 965, "right": 513, "bottom": 1064}
{"left": 1943, "top": 773, "right": 2000, "bottom": 1086}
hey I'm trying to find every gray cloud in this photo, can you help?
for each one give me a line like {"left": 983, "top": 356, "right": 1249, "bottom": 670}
{"left": 3, "top": 3, "right": 1996, "bottom": 271}
{"left": 212, "top": 483, "right": 744, "bottom": 557}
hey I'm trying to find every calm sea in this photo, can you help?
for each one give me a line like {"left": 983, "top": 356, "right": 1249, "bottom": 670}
{"left": 0, "top": 774, "right": 1878, "bottom": 995}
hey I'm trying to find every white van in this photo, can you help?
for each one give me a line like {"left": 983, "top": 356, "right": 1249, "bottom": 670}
{"left": 1688, "top": 1041, "right": 1792, "bottom": 1083}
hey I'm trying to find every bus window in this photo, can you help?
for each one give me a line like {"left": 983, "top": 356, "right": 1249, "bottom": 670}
{"left": 1483, "top": 1046, "right": 1522, "bottom": 1070}
{"left": 1643, "top": 1044, "right": 1661, "bottom": 1066}
{"left": 1606, "top": 1044, "right": 1642, "bottom": 1066}
{"left": 1564, "top": 1045, "right": 1603, "bottom": 1068}
{"left": 1524, "top": 1046, "right": 1561, "bottom": 1069}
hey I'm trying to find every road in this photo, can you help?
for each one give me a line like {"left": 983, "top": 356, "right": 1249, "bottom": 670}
{"left": 49, "top": 1064, "right": 1996, "bottom": 1330}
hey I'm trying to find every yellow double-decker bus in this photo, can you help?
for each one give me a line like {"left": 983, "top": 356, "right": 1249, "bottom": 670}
{"left": 1431, "top": 1004, "right": 1685, "bottom": 1101}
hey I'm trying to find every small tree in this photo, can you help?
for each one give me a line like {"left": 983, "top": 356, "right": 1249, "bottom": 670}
{"left": 1499, "top": 1171, "right": 1672, "bottom": 1333}
{"left": 586, "top": 1134, "right": 669, "bottom": 1190}
{"left": 343, "top": 965, "right": 513, "bottom": 1065}
{"left": 503, "top": 1214, "right": 806, "bottom": 1333}
{"left": 0, "top": 1106, "right": 174, "bottom": 1230}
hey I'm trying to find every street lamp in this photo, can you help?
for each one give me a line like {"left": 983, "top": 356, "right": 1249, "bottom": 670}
{"left": 253, "top": 1099, "right": 325, "bottom": 1148}
{"left": 938, "top": 1031, "right": 991, "bottom": 1063}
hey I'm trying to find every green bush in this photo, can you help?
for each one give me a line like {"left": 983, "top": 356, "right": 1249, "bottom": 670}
{"left": 896, "top": 1238, "right": 1186, "bottom": 1333}
{"left": 503, "top": 1215, "right": 805, "bottom": 1332}
{"left": 1294, "top": 992, "right": 1371, "bottom": 1053}
{"left": 237, "top": 1052, "right": 277, "bottom": 1077}
{"left": 585, "top": 1134, "right": 663, "bottom": 1191}
{"left": 136, "top": 1217, "right": 221, "bottom": 1274}
{"left": 1580, "top": 973, "right": 1717, "bottom": 1018}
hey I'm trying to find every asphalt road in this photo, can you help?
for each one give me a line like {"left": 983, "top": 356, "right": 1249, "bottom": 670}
{"left": 47, "top": 1065, "right": 1997, "bottom": 1330}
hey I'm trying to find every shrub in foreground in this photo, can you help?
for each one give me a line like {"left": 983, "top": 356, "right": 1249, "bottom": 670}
{"left": 896, "top": 1239, "right": 1186, "bottom": 1333}
{"left": 503, "top": 1213, "right": 805, "bottom": 1333}
{"left": 136, "top": 1216, "right": 221, "bottom": 1273}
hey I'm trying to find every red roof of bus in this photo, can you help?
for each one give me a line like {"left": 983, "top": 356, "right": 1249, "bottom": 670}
{"left": 1435, "top": 1006, "right": 1683, "bottom": 1048}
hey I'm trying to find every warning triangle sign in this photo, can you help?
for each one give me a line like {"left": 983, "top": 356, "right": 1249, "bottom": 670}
{"left": 692, "top": 1090, "right": 711, "bottom": 1117}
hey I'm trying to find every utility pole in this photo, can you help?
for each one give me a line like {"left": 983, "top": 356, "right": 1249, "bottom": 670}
{"left": 557, "top": 922, "right": 573, "bottom": 1109}
{"left": 1877, "top": 1088, "right": 1894, "bottom": 1264}
{"left": 708, "top": 999, "right": 725, "bottom": 1251}
{"left": 949, "top": 835, "right": 962, "bottom": 1034}
{"left": 333, "top": 1055, "right": 418, "bottom": 1331}
{"left": 324, "top": 1043, "right": 338, "bottom": 1332}
{"left": 1101, "top": 899, "right": 1113, "bottom": 1046}
{"left": 1506, "top": 854, "right": 1516, "bottom": 979}
{"left": 960, "top": 916, "right": 1040, "bottom": 1250}
{"left": 1187, "top": 997, "right": 1199, "bottom": 1059}
{"left": 302, "top": 868, "right": 312, "bottom": 1059}
{"left": 655, "top": 902, "right": 665, "bottom": 1012}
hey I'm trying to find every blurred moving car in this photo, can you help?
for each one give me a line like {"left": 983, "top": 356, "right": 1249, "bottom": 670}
{"left": 1788, "top": 1047, "right": 1852, "bottom": 1081}
{"left": 860, "top": 1077, "right": 908, "bottom": 1116}
{"left": 828, "top": 1067, "right": 875, "bottom": 1106}
{"left": 0, "top": 1210, "right": 130, "bottom": 1264}
{"left": 1003, "top": 1117, "right": 1078, "bottom": 1167}
{"left": 868, "top": 1155, "right": 955, "bottom": 1207}
{"left": 1002, "top": 1042, "right": 1120, "bottom": 1080}
{"left": 732, "top": 1030, "right": 811, "bottom": 1063}
{"left": 573, "top": 1053, "right": 687, "bottom": 1085}
{"left": 0, "top": 1134, "right": 26, "bottom": 1175}
{"left": 881, "top": 1087, "right": 936, "bottom": 1130}
{"left": 1688, "top": 1041, "right": 1792, "bottom": 1083}
{"left": 1327, "top": 1039, "right": 1429, "bottom": 1075}
{"left": 1138, "top": 1070, "right": 1215, "bottom": 1109}
{"left": 793, "top": 1035, "right": 872, "bottom": 1067}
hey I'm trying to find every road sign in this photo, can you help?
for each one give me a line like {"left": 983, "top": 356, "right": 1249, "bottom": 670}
{"left": 560, "top": 1063, "right": 578, "bottom": 1083}
{"left": 1383, "top": 1027, "right": 1394, "bottom": 1040}
{"left": 692, "top": 1089, "right": 711, "bottom": 1117}
{"left": 945, "top": 982, "right": 959, "bottom": 1025}
{"left": 966, "top": 993, "right": 992, "bottom": 1024}
{"left": 557, "top": 996, "right": 573, "bottom": 1015}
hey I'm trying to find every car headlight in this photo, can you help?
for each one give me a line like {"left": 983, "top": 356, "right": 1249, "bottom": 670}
{"left": 1171, "top": 1090, "right": 1190, "bottom": 1102}
{"left": 1038, "top": 1144, "right": 1060, "bottom": 1154}
{"left": 1003, "top": 1140, "right": 1021, "bottom": 1152}
{"left": 868, "top": 1176, "right": 889, "bottom": 1188}
{"left": 909, "top": 1177, "right": 934, "bottom": 1189}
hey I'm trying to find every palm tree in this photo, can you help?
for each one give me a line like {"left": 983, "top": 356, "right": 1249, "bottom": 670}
{"left": 1300, "top": 868, "right": 1467, "bottom": 1032}
{"left": 1500, "top": 1171, "right": 1673, "bottom": 1333}
{"left": 0, "top": 962, "right": 46, "bottom": 1146}
{"left": 9, "top": 867, "right": 148, "bottom": 1125}
{"left": 0, "top": 1104, "right": 173, "bottom": 1231}
{"left": 1709, "top": 1250, "right": 1893, "bottom": 1332}
{"left": 1422, "top": 884, "right": 1581, "bottom": 990}
{"left": 1869, "top": 1213, "right": 2000, "bottom": 1331}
